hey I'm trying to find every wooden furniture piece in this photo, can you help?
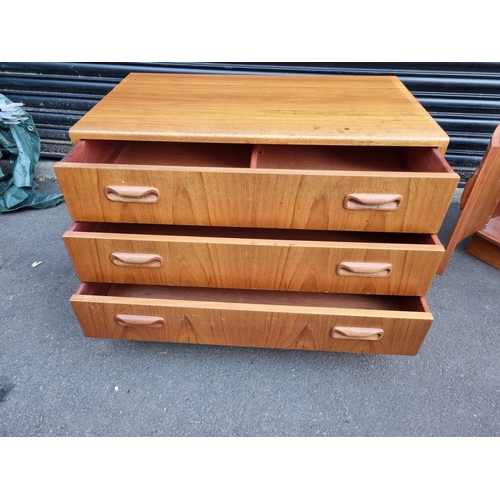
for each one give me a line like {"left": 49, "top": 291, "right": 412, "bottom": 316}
{"left": 437, "top": 125, "right": 500, "bottom": 274}
{"left": 55, "top": 73, "right": 459, "bottom": 355}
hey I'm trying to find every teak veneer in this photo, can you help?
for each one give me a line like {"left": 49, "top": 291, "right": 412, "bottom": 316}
{"left": 72, "top": 283, "right": 432, "bottom": 356}
{"left": 55, "top": 73, "right": 460, "bottom": 355}
{"left": 56, "top": 139, "right": 457, "bottom": 232}
{"left": 64, "top": 222, "right": 443, "bottom": 296}
{"left": 68, "top": 74, "right": 449, "bottom": 152}
{"left": 438, "top": 125, "right": 500, "bottom": 273}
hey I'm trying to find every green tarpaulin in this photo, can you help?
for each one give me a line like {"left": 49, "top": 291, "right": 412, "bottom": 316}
{"left": 0, "top": 93, "right": 63, "bottom": 212}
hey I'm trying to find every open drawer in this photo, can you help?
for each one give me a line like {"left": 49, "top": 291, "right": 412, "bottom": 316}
{"left": 64, "top": 222, "right": 445, "bottom": 296}
{"left": 54, "top": 140, "right": 459, "bottom": 233}
{"left": 70, "top": 283, "right": 434, "bottom": 356}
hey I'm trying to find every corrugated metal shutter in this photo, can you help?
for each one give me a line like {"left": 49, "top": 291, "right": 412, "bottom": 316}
{"left": 1, "top": 62, "right": 499, "bottom": 186}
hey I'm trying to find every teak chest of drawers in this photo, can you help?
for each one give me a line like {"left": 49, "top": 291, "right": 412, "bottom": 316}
{"left": 55, "top": 73, "right": 459, "bottom": 355}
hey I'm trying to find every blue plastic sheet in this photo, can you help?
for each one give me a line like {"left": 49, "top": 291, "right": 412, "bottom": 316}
{"left": 0, "top": 94, "right": 63, "bottom": 212}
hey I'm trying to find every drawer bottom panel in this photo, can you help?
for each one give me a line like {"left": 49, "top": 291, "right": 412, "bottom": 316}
{"left": 71, "top": 283, "right": 434, "bottom": 356}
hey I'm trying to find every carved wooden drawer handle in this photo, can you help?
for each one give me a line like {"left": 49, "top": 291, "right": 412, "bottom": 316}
{"left": 110, "top": 252, "right": 163, "bottom": 268}
{"left": 105, "top": 185, "right": 160, "bottom": 203}
{"left": 115, "top": 314, "right": 165, "bottom": 328}
{"left": 344, "top": 193, "right": 402, "bottom": 211}
{"left": 331, "top": 326, "right": 384, "bottom": 341}
{"left": 337, "top": 262, "right": 392, "bottom": 277}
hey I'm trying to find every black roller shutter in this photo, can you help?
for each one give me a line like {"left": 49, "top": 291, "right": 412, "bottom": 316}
{"left": 1, "top": 62, "right": 499, "bottom": 186}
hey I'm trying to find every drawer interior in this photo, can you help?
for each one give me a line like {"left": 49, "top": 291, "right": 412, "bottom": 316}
{"left": 64, "top": 140, "right": 253, "bottom": 168}
{"left": 254, "top": 145, "right": 452, "bottom": 172}
{"left": 70, "top": 221, "right": 439, "bottom": 246}
{"left": 76, "top": 283, "right": 429, "bottom": 313}
{"left": 63, "top": 139, "right": 454, "bottom": 174}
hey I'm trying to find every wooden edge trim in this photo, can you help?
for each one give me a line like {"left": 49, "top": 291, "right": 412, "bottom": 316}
{"left": 492, "top": 124, "right": 500, "bottom": 148}
{"left": 60, "top": 229, "right": 443, "bottom": 251}
{"left": 69, "top": 293, "right": 434, "bottom": 320}
{"left": 429, "top": 233, "right": 443, "bottom": 247}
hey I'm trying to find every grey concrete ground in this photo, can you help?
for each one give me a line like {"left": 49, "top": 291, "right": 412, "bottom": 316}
{"left": 0, "top": 166, "right": 499, "bottom": 437}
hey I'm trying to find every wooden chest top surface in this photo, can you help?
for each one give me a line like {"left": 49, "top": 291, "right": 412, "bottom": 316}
{"left": 69, "top": 73, "right": 449, "bottom": 152}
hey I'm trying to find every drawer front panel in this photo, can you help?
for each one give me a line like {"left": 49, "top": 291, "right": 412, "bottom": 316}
{"left": 64, "top": 228, "right": 444, "bottom": 296}
{"left": 70, "top": 287, "right": 434, "bottom": 356}
{"left": 55, "top": 163, "right": 457, "bottom": 233}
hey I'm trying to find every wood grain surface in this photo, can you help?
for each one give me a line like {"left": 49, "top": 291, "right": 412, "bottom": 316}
{"left": 466, "top": 215, "right": 500, "bottom": 269}
{"left": 54, "top": 141, "right": 459, "bottom": 233}
{"left": 438, "top": 125, "right": 500, "bottom": 273}
{"left": 59, "top": 73, "right": 454, "bottom": 355}
{"left": 63, "top": 224, "right": 444, "bottom": 295}
{"left": 68, "top": 73, "right": 449, "bottom": 153}
{"left": 70, "top": 284, "right": 433, "bottom": 355}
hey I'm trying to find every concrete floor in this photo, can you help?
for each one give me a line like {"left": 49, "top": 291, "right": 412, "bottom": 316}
{"left": 0, "top": 171, "right": 499, "bottom": 437}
